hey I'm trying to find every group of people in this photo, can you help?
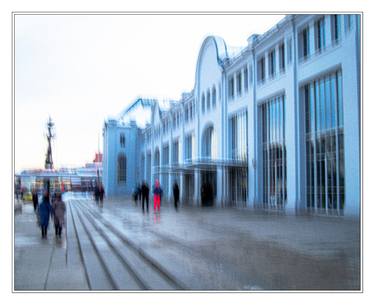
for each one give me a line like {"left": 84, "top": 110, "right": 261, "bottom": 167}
{"left": 132, "top": 179, "right": 180, "bottom": 213}
{"left": 32, "top": 189, "right": 66, "bottom": 239}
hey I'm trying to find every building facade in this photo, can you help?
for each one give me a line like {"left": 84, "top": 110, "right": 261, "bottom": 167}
{"left": 103, "top": 14, "right": 361, "bottom": 216}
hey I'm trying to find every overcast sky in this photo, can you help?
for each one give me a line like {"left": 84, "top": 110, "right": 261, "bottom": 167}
{"left": 15, "top": 13, "right": 285, "bottom": 171}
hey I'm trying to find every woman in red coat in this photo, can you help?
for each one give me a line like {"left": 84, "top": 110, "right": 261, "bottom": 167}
{"left": 153, "top": 179, "right": 163, "bottom": 212}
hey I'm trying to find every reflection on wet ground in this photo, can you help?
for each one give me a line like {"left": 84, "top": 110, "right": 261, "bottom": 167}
{"left": 15, "top": 194, "right": 360, "bottom": 290}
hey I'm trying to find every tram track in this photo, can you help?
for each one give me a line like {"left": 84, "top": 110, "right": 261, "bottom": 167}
{"left": 68, "top": 199, "right": 185, "bottom": 290}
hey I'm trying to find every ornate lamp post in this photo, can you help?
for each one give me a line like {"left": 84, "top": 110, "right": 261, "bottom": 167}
{"left": 44, "top": 117, "right": 55, "bottom": 193}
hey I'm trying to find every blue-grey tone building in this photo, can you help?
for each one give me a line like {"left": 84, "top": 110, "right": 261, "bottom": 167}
{"left": 103, "top": 14, "right": 361, "bottom": 217}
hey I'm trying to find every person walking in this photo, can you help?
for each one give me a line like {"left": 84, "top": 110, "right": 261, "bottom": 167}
{"left": 32, "top": 188, "right": 38, "bottom": 212}
{"left": 132, "top": 184, "right": 140, "bottom": 206}
{"left": 94, "top": 183, "right": 100, "bottom": 205}
{"left": 173, "top": 181, "right": 180, "bottom": 211}
{"left": 52, "top": 192, "right": 66, "bottom": 239}
{"left": 141, "top": 181, "right": 150, "bottom": 213}
{"left": 38, "top": 190, "right": 52, "bottom": 239}
{"left": 153, "top": 179, "right": 163, "bottom": 213}
{"left": 98, "top": 183, "right": 105, "bottom": 207}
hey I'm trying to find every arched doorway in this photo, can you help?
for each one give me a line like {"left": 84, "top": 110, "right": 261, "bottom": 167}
{"left": 201, "top": 125, "right": 217, "bottom": 206}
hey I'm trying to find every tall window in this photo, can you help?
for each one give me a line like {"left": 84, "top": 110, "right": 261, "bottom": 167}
{"left": 287, "top": 38, "right": 293, "bottom": 64}
{"left": 228, "top": 76, "right": 235, "bottom": 100}
{"left": 117, "top": 153, "right": 127, "bottom": 183}
{"left": 244, "top": 66, "right": 249, "bottom": 92}
{"left": 207, "top": 90, "right": 211, "bottom": 111}
{"left": 314, "top": 17, "right": 325, "bottom": 52}
{"left": 236, "top": 71, "right": 242, "bottom": 96}
{"left": 172, "top": 140, "right": 179, "bottom": 165}
{"left": 184, "top": 134, "right": 193, "bottom": 162}
{"left": 344, "top": 15, "right": 352, "bottom": 32}
{"left": 279, "top": 42, "right": 285, "bottom": 73}
{"left": 229, "top": 111, "right": 248, "bottom": 206}
{"left": 331, "top": 14, "right": 341, "bottom": 43}
{"left": 189, "top": 103, "right": 193, "bottom": 121}
{"left": 202, "top": 126, "right": 216, "bottom": 159}
{"left": 184, "top": 104, "right": 189, "bottom": 122}
{"left": 299, "top": 27, "right": 310, "bottom": 60}
{"left": 212, "top": 86, "right": 216, "bottom": 108}
{"left": 303, "top": 70, "right": 345, "bottom": 214}
{"left": 261, "top": 95, "right": 287, "bottom": 209}
{"left": 249, "top": 65, "right": 253, "bottom": 85}
{"left": 201, "top": 94, "right": 205, "bottom": 113}
{"left": 162, "top": 145, "right": 169, "bottom": 194}
{"left": 230, "top": 111, "right": 248, "bottom": 161}
{"left": 120, "top": 133, "right": 125, "bottom": 148}
{"left": 268, "top": 49, "right": 276, "bottom": 78}
{"left": 257, "top": 56, "right": 265, "bottom": 83}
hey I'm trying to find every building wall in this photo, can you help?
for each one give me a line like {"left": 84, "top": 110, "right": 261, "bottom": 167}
{"left": 103, "top": 120, "right": 141, "bottom": 196}
{"left": 103, "top": 14, "right": 361, "bottom": 216}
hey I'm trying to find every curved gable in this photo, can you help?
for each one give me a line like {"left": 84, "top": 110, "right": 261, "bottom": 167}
{"left": 195, "top": 36, "right": 228, "bottom": 90}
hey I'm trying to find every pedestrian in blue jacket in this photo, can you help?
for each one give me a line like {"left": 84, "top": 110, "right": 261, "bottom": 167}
{"left": 38, "top": 190, "right": 52, "bottom": 239}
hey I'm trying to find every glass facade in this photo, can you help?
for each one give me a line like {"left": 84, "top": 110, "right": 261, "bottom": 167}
{"left": 229, "top": 111, "right": 248, "bottom": 161}
{"left": 304, "top": 70, "right": 345, "bottom": 214}
{"left": 261, "top": 95, "right": 287, "bottom": 208}
{"left": 228, "top": 111, "right": 248, "bottom": 206}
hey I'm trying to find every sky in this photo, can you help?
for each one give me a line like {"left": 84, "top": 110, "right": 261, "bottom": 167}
{"left": 15, "top": 13, "right": 285, "bottom": 172}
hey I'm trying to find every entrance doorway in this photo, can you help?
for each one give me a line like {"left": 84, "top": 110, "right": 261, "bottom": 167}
{"left": 200, "top": 171, "right": 216, "bottom": 206}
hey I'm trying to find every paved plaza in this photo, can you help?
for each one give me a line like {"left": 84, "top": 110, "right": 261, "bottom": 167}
{"left": 14, "top": 193, "right": 361, "bottom": 290}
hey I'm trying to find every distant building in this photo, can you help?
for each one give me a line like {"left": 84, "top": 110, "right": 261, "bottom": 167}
{"left": 103, "top": 14, "right": 361, "bottom": 216}
{"left": 16, "top": 153, "right": 103, "bottom": 193}
{"left": 93, "top": 153, "right": 103, "bottom": 163}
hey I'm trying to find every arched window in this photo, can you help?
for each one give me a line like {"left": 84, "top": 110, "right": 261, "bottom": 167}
{"left": 120, "top": 133, "right": 125, "bottom": 148}
{"left": 207, "top": 90, "right": 211, "bottom": 111}
{"left": 117, "top": 153, "right": 126, "bottom": 183}
{"left": 201, "top": 93, "right": 205, "bottom": 113}
{"left": 212, "top": 86, "right": 216, "bottom": 108}
{"left": 202, "top": 126, "right": 217, "bottom": 159}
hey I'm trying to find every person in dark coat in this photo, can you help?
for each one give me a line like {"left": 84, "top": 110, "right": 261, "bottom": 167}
{"left": 173, "top": 181, "right": 180, "bottom": 211}
{"left": 98, "top": 183, "right": 105, "bottom": 207}
{"left": 52, "top": 192, "right": 66, "bottom": 239}
{"left": 141, "top": 181, "right": 150, "bottom": 213}
{"left": 132, "top": 185, "right": 140, "bottom": 206}
{"left": 201, "top": 183, "right": 207, "bottom": 206}
{"left": 94, "top": 184, "right": 100, "bottom": 205}
{"left": 38, "top": 190, "right": 52, "bottom": 239}
{"left": 32, "top": 188, "right": 38, "bottom": 212}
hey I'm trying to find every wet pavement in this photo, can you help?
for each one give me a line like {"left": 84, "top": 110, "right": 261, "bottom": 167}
{"left": 14, "top": 193, "right": 361, "bottom": 291}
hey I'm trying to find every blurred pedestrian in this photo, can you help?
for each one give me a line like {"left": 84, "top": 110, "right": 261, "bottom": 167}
{"left": 38, "top": 190, "right": 52, "bottom": 239}
{"left": 141, "top": 181, "right": 149, "bottom": 213}
{"left": 98, "top": 183, "right": 105, "bottom": 207}
{"left": 94, "top": 184, "right": 100, "bottom": 205}
{"left": 173, "top": 181, "right": 180, "bottom": 211}
{"left": 32, "top": 188, "right": 38, "bottom": 212}
{"left": 52, "top": 192, "right": 66, "bottom": 239}
{"left": 132, "top": 185, "right": 140, "bottom": 206}
{"left": 153, "top": 179, "right": 163, "bottom": 213}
